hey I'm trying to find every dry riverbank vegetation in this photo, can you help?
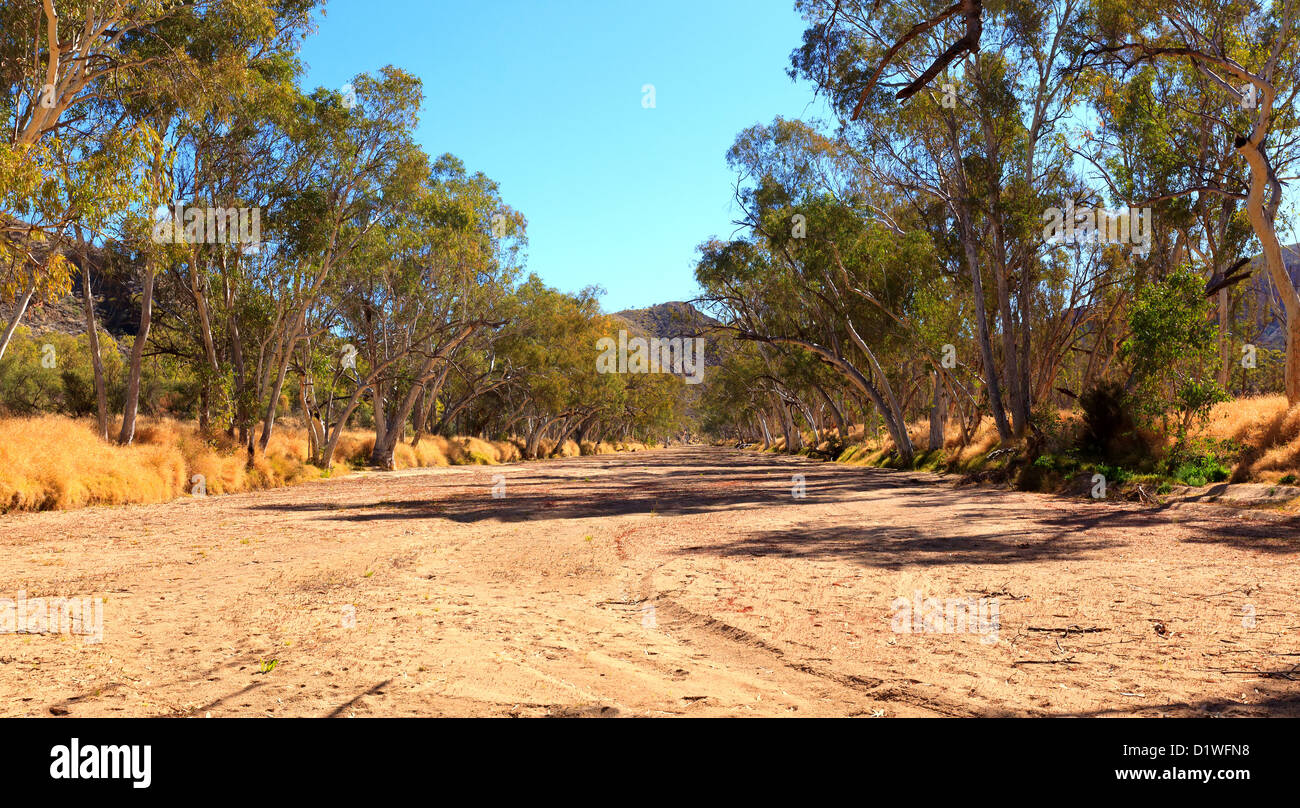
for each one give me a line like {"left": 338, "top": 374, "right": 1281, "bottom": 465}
{"left": 756, "top": 396, "right": 1300, "bottom": 497}
{"left": 0, "top": 415, "right": 647, "bottom": 513}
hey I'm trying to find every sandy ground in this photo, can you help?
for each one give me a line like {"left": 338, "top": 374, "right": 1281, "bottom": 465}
{"left": 2, "top": 446, "right": 1299, "bottom": 718}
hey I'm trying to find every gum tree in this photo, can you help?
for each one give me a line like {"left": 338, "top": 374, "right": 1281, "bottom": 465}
{"left": 791, "top": 0, "right": 1093, "bottom": 441}
{"left": 1082, "top": 0, "right": 1300, "bottom": 402}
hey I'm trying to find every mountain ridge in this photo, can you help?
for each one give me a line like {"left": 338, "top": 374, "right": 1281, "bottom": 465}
{"left": 610, "top": 301, "right": 724, "bottom": 367}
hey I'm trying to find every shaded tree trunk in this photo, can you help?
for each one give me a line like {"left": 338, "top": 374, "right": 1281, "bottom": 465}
{"left": 0, "top": 282, "right": 36, "bottom": 364}
{"left": 928, "top": 370, "right": 947, "bottom": 452}
{"left": 76, "top": 233, "right": 109, "bottom": 440}
{"left": 118, "top": 258, "right": 156, "bottom": 446}
{"left": 758, "top": 412, "right": 773, "bottom": 450}
{"left": 1217, "top": 286, "right": 1233, "bottom": 389}
{"left": 525, "top": 414, "right": 565, "bottom": 459}
{"left": 814, "top": 383, "right": 849, "bottom": 442}
{"left": 740, "top": 333, "right": 913, "bottom": 463}
{"left": 951, "top": 171, "right": 1012, "bottom": 442}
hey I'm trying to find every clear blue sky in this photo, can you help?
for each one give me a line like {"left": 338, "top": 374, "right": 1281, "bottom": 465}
{"left": 298, "top": 0, "right": 829, "bottom": 313}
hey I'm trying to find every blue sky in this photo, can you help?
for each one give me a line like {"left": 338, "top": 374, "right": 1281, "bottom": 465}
{"left": 298, "top": 0, "right": 829, "bottom": 313}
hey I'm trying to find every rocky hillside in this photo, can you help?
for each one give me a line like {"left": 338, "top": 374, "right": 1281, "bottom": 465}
{"left": 0, "top": 249, "right": 139, "bottom": 339}
{"left": 1243, "top": 244, "right": 1300, "bottom": 349}
{"left": 611, "top": 301, "right": 725, "bottom": 366}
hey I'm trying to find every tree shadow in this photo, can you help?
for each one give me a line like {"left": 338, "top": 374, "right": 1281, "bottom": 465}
{"left": 248, "top": 449, "right": 947, "bottom": 525}
{"left": 1048, "top": 669, "right": 1300, "bottom": 717}
{"left": 245, "top": 447, "right": 1300, "bottom": 561}
{"left": 671, "top": 521, "right": 1120, "bottom": 568}
{"left": 1030, "top": 502, "right": 1300, "bottom": 555}
{"left": 326, "top": 678, "right": 394, "bottom": 718}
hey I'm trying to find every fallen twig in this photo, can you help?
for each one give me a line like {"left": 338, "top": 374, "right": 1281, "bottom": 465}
{"left": 1026, "top": 625, "right": 1109, "bottom": 636}
{"left": 1013, "top": 657, "right": 1078, "bottom": 666}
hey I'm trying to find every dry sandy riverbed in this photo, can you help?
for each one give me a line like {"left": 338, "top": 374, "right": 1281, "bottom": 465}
{"left": 2, "top": 446, "right": 1299, "bottom": 717}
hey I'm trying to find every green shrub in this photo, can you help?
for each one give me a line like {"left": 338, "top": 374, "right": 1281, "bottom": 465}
{"left": 0, "top": 327, "right": 126, "bottom": 416}
{"left": 1171, "top": 454, "right": 1230, "bottom": 487}
{"left": 1093, "top": 463, "right": 1134, "bottom": 485}
{"left": 1120, "top": 267, "right": 1227, "bottom": 449}
{"left": 1079, "top": 381, "right": 1146, "bottom": 463}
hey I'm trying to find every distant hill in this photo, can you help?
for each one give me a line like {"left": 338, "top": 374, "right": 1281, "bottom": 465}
{"left": 1243, "top": 244, "right": 1300, "bottom": 349}
{"left": 611, "top": 301, "right": 725, "bottom": 367}
{"left": 610, "top": 301, "right": 725, "bottom": 437}
{"left": 0, "top": 247, "right": 138, "bottom": 340}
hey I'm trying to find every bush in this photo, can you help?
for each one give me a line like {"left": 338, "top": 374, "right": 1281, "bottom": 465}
{"left": 1171, "top": 454, "right": 1231, "bottom": 487}
{"left": 1093, "top": 463, "right": 1134, "bottom": 486}
{"left": 1017, "top": 461, "right": 1062, "bottom": 492}
{"left": 1121, "top": 267, "right": 1227, "bottom": 447}
{"left": 0, "top": 414, "right": 626, "bottom": 513}
{"left": 0, "top": 327, "right": 126, "bottom": 416}
{"left": 1080, "top": 381, "right": 1145, "bottom": 463}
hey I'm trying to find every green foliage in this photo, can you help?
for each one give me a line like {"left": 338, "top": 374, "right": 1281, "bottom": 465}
{"left": 0, "top": 327, "right": 125, "bottom": 416}
{"left": 1093, "top": 463, "right": 1134, "bottom": 486}
{"left": 1170, "top": 454, "right": 1231, "bottom": 487}
{"left": 1164, "top": 436, "right": 1239, "bottom": 486}
{"left": 1121, "top": 267, "right": 1228, "bottom": 446}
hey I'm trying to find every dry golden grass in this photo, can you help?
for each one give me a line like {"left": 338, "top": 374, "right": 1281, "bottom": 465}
{"left": 0, "top": 416, "right": 187, "bottom": 512}
{"left": 580, "top": 440, "right": 641, "bottom": 455}
{"left": 768, "top": 418, "right": 1003, "bottom": 467}
{"left": 1202, "top": 395, "right": 1300, "bottom": 481}
{"left": 785, "top": 396, "right": 1300, "bottom": 481}
{"left": 0, "top": 415, "right": 344, "bottom": 513}
{"left": 940, "top": 419, "right": 1004, "bottom": 466}
{"left": 0, "top": 414, "right": 624, "bottom": 514}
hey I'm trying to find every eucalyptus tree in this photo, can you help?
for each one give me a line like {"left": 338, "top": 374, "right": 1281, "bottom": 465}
{"left": 491, "top": 278, "right": 614, "bottom": 458}
{"left": 0, "top": 0, "right": 314, "bottom": 371}
{"left": 1065, "top": 54, "right": 1253, "bottom": 392}
{"left": 415, "top": 343, "right": 514, "bottom": 442}
{"left": 790, "top": 0, "right": 1097, "bottom": 442}
{"left": 604, "top": 345, "right": 691, "bottom": 445}
{"left": 138, "top": 4, "right": 313, "bottom": 442}
{"left": 699, "top": 341, "right": 773, "bottom": 445}
{"left": 699, "top": 116, "right": 990, "bottom": 463}
{"left": 63, "top": 130, "right": 151, "bottom": 437}
{"left": 697, "top": 231, "right": 918, "bottom": 462}
{"left": 355, "top": 155, "right": 524, "bottom": 469}
{"left": 258, "top": 67, "right": 427, "bottom": 454}
{"left": 1078, "top": 0, "right": 1300, "bottom": 401}
{"left": 97, "top": 0, "right": 315, "bottom": 445}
